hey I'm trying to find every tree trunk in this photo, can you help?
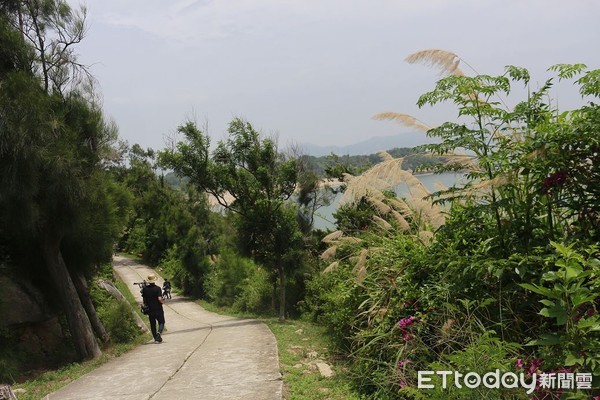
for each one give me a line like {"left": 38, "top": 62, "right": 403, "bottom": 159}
{"left": 72, "top": 270, "right": 110, "bottom": 343}
{"left": 41, "top": 229, "right": 101, "bottom": 360}
{"left": 278, "top": 265, "right": 286, "bottom": 322}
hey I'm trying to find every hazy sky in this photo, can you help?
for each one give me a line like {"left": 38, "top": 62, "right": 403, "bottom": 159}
{"left": 70, "top": 0, "right": 600, "bottom": 151}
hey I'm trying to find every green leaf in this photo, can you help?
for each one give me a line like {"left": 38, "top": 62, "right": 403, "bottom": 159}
{"left": 564, "top": 266, "right": 582, "bottom": 281}
{"left": 564, "top": 352, "right": 584, "bottom": 367}
{"left": 541, "top": 271, "right": 558, "bottom": 282}
{"left": 526, "top": 333, "right": 561, "bottom": 346}
{"left": 539, "top": 304, "right": 568, "bottom": 325}
{"left": 571, "top": 292, "right": 597, "bottom": 308}
{"left": 577, "top": 317, "right": 600, "bottom": 331}
{"left": 519, "top": 283, "right": 559, "bottom": 299}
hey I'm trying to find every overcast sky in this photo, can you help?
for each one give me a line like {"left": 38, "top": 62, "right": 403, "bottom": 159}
{"left": 70, "top": 0, "right": 600, "bottom": 151}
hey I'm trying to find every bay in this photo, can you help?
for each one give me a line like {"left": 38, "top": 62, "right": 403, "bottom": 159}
{"left": 312, "top": 172, "right": 466, "bottom": 230}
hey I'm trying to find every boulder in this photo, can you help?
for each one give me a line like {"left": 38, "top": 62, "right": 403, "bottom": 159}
{"left": 0, "top": 277, "right": 48, "bottom": 327}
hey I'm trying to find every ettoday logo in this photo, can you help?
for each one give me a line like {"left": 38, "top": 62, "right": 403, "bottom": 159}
{"left": 417, "top": 370, "right": 593, "bottom": 394}
{"left": 418, "top": 370, "right": 536, "bottom": 394}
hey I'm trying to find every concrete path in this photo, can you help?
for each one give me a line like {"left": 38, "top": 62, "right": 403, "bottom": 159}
{"left": 45, "top": 256, "right": 283, "bottom": 400}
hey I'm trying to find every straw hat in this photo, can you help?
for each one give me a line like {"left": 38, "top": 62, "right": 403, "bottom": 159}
{"left": 147, "top": 274, "right": 158, "bottom": 283}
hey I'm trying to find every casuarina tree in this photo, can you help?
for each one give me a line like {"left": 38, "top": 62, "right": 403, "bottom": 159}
{"left": 160, "top": 118, "right": 303, "bottom": 321}
{"left": 0, "top": 1, "right": 122, "bottom": 359}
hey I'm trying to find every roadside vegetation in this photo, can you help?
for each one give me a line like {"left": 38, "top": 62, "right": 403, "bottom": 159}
{"left": 1, "top": 1, "right": 599, "bottom": 399}
{"left": 12, "top": 269, "right": 148, "bottom": 400}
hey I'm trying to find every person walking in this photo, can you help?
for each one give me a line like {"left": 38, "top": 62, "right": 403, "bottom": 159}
{"left": 142, "top": 274, "right": 165, "bottom": 343}
{"left": 162, "top": 278, "right": 172, "bottom": 299}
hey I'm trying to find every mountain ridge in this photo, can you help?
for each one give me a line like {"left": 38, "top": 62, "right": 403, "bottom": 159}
{"left": 299, "top": 132, "right": 429, "bottom": 156}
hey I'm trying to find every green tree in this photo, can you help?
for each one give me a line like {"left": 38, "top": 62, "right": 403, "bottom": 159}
{"left": 160, "top": 118, "right": 303, "bottom": 321}
{"left": 0, "top": 1, "right": 121, "bottom": 359}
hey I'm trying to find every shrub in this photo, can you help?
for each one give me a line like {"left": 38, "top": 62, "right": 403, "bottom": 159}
{"left": 232, "top": 265, "right": 272, "bottom": 314}
{"left": 98, "top": 301, "right": 138, "bottom": 343}
{"left": 205, "top": 249, "right": 271, "bottom": 312}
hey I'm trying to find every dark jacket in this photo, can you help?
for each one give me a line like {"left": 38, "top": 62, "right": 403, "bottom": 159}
{"left": 142, "top": 283, "right": 163, "bottom": 315}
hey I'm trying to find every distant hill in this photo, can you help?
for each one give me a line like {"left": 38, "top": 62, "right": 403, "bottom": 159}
{"left": 299, "top": 132, "right": 430, "bottom": 156}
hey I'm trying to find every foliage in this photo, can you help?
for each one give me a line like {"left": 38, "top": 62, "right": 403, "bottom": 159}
{"left": 520, "top": 243, "right": 600, "bottom": 381}
{"left": 0, "top": 0, "right": 125, "bottom": 360}
{"left": 112, "top": 145, "right": 214, "bottom": 297}
{"left": 303, "top": 59, "right": 600, "bottom": 399}
{"left": 205, "top": 249, "right": 266, "bottom": 308}
{"left": 303, "top": 149, "right": 447, "bottom": 179}
{"left": 97, "top": 301, "right": 139, "bottom": 343}
{"left": 160, "top": 118, "right": 305, "bottom": 321}
{"left": 89, "top": 272, "right": 140, "bottom": 343}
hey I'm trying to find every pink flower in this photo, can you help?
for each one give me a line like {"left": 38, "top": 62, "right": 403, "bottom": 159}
{"left": 397, "top": 359, "right": 411, "bottom": 367}
{"left": 587, "top": 308, "right": 596, "bottom": 316}
{"left": 528, "top": 358, "right": 542, "bottom": 375}
{"left": 397, "top": 316, "right": 417, "bottom": 330}
{"left": 516, "top": 358, "right": 524, "bottom": 369}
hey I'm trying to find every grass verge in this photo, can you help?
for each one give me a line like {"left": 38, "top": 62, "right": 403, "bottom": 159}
{"left": 198, "top": 301, "right": 362, "bottom": 400}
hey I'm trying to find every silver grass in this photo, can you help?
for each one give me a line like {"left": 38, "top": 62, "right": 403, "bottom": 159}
{"left": 405, "top": 49, "right": 465, "bottom": 76}
{"left": 389, "top": 198, "right": 414, "bottom": 218}
{"left": 323, "top": 261, "right": 339, "bottom": 274}
{"left": 418, "top": 230, "right": 434, "bottom": 245}
{"left": 355, "top": 265, "right": 367, "bottom": 285}
{"left": 320, "top": 246, "right": 337, "bottom": 261}
{"left": 460, "top": 175, "right": 511, "bottom": 198}
{"left": 390, "top": 210, "right": 411, "bottom": 231}
{"left": 377, "top": 150, "right": 395, "bottom": 162}
{"left": 353, "top": 249, "right": 369, "bottom": 273}
{"left": 411, "top": 198, "right": 445, "bottom": 229}
{"left": 338, "top": 237, "right": 363, "bottom": 244}
{"left": 339, "top": 175, "right": 389, "bottom": 206}
{"left": 369, "top": 198, "right": 392, "bottom": 215}
{"left": 373, "top": 215, "right": 393, "bottom": 230}
{"left": 322, "top": 230, "right": 343, "bottom": 243}
{"left": 354, "top": 249, "right": 369, "bottom": 285}
{"left": 433, "top": 182, "right": 448, "bottom": 193}
{"left": 372, "top": 112, "right": 432, "bottom": 132}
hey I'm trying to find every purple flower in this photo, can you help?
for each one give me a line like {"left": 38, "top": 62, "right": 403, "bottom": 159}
{"left": 397, "top": 358, "right": 411, "bottom": 368}
{"left": 397, "top": 316, "right": 417, "bottom": 330}
{"left": 516, "top": 358, "right": 524, "bottom": 369}
{"left": 528, "top": 358, "right": 542, "bottom": 375}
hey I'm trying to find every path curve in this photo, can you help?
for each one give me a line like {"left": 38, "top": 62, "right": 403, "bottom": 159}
{"left": 45, "top": 256, "right": 283, "bottom": 400}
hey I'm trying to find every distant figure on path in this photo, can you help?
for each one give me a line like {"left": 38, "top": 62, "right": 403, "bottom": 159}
{"left": 142, "top": 274, "right": 165, "bottom": 343}
{"left": 162, "top": 279, "right": 172, "bottom": 299}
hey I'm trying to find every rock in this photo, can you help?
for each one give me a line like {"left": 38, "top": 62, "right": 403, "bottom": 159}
{"left": 315, "top": 362, "right": 334, "bottom": 378}
{"left": 0, "top": 277, "right": 47, "bottom": 326}
{"left": 19, "top": 316, "right": 69, "bottom": 361}
{"left": 306, "top": 351, "right": 318, "bottom": 359}
{"left": 287, "top": 345, "right": 303, "bottom": 355}
{"left": 0, "top": 385, "right": 17, "bottom": 400}
{"left": 294, "top": 329, "right": 303, "bottom": 335}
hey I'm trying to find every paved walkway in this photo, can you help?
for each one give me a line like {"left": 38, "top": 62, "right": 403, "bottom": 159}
{"left": 45, "top": 256, "right": 282, "bottom": 400}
